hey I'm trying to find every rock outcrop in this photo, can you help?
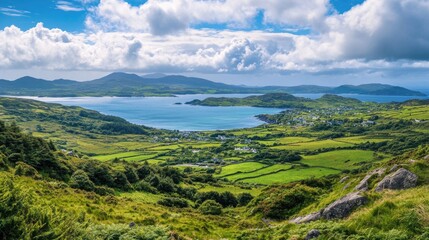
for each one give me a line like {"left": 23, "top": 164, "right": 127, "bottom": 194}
{"left": 290, "top": 211, "right": 321, "bottom": 224}
{"left": 354, "top": 168, "right": 385, "bottom": 191}
{"left": 305, "top": 229, "right": 321, "bottom": 240}
{"left": 291, "top": 192, "right": 367, "bottom": 223}
{"left": 321, "top": 192, "right": 368, "bottom": 219}
{"left": 375, "top": 168, "right": 418, "bottom": 192}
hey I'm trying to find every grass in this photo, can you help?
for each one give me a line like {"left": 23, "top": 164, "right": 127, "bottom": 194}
{"left": 335, "top": 136, "right": 391, "bottom": 144}
{"left": 381, "top": 106, "right": 429, "bottom": 120}
{"left": 94, "top": 151, "right": 145, "bottom": 161}
{"left": 227, "top": 164, "right": 292, "bottom": 181}
{"left": 197, "top": 184, "right": 262, "bottom": 196}
{"left": 241, "top": 167, "right": 341, "bottom": 185}
{"left": 271, "top": 139, "right": 354, "bottom": 151}
{"left": 216, "top": 162, "right": 267, "bottom": 177}
{"left": 300, "top": 150, "right": 375, "bottom": 170}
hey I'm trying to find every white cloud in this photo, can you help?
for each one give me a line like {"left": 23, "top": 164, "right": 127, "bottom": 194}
{"left": 0, "top": 23, "right": 295, "bottom": 73}
{"left": 85, "top": 0, "right": 330, "bottom": 35}
{"left": 0, "top": 7, "right": 30, "bottom": 17}
{"left": 56, "top": 1, "right": 85, "bottom": 11}
{"left": 1, "top": 0, "right": 429, "bottom": 78}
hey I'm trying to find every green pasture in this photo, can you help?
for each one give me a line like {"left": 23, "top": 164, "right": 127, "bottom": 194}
{"left": 215, "top": 162, "right": 267, "bottom": 177}
{"left": 301, "top": 150, "right": 375, "bottom": 170}
{"left": 271, "top": 139, "right": 354, "bottom": 151}
{"left": 226, "top": 164, "right": 292, "bottom": 182}
{"left": 241, "top": 167, "right": 341, "bottom": 185}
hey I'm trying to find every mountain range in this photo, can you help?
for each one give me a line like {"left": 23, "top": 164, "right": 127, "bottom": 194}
{"left": 0, "top": 72, "right": 426, "bottom": 97}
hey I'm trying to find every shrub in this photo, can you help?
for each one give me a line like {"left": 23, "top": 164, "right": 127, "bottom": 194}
{"left": 134, "top": 180, "right": 158, "bottom": 194}
{"left": 158, "top": 197, "right": 189, "bottom": 208}
{"left": 157, "top": 179, "right": 176, "bottom": 193}
{"left": 219, "top": 191, "right": 238, "bottom": 207}
{"left": 69, "top": 170, "right": 96, "bottom": 191}
{"left": 177, "top": 187, "right": 197, "bottom": 200}
{"left": 80, "top": 160, "right": 114, "bottom": 187}
{"left": 112, "top": 171, "right": 132, "bottom": 191}
{"left": 199, "top": 200, "right": 222, "bottom": 215}
{"left": 14, "top": 161, "right": 41, "bottom": 179}
{"left": 252, "top": 184, "right": 320, "bottom": 219}
{"left": 124, "top": 165, "right": 139, "bottom": 183}
{"left": 237, "top": 193, "right": 254, "bottom": 206}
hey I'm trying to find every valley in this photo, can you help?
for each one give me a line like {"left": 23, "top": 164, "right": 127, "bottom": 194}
{"left": 1, "top": 94, "right": 429, "bottom": 239}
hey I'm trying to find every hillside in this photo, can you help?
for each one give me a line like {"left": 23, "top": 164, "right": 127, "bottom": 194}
{"left": 0, "top": 73, "right": 426, "bottom": 97}
{"left": 1, "top": 97, "right": 429, "bottom": 239}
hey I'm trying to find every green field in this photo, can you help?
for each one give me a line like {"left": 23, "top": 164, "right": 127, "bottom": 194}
{"left": 301, "top": 150, "right": 375, "bottom": 170}
{"left": 241, "top": 167, "right": 341, "bottom": 184}
{"left": 381, "top": 106, "right": 429, "bottom": 120}
{"left": 226, "top": 164, "right": 292, "bottom": 182}
{"left": 94, "top": 151, "right": 145, "bottom": 161}
{"left": 271, "top": 139, "right": 354, "bottom": 151}
{"left": 216, "top": 162, "right": 267, "bottom": 177}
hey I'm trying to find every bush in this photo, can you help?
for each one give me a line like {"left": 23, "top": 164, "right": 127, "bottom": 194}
{"left": 69, "top": 170, "right": 96, "bottom": 191}
{"left": 14, "top": 161, "right": 41, "bottom": 179}
{"left": 80, "top": 160, "right": 114, "bottom": 187}
{"left": 157, "top": 179, "right": 176, "bottom": 193}
{"left": 112, "top": 171, "right": 132, "bottom": 190}
{"left": 134, "top": 181, "right": 158, "bottom": 194}
{"left": 219, "top": 191, "right": 238, "bottom": 207}
{"left": 195, "top": 191, "right": 237, "bottom": 207}
{"left": 124, "top": 166, "right": 139, "bottom": 183}
{"left": 199, "top": 200, "right": 222, "bottom": 215}
{"left": 177, "top": 187, "right": 197, "bottom": 200}
{"left": 252, "top": 184, "right": 320, "bottom": 219}
{"left": 158, "top": 197, "right": 189, "bottom": 208}
{"left": 237, "top": 193, "right": 254, "bottom": 206}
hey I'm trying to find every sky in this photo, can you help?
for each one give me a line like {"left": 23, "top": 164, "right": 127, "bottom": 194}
{"left": 0, "top": 0, "right": 428, "bottom": 88}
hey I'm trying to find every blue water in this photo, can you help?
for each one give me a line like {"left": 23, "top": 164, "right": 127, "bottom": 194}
{"left": 16, "top": 92, "right": 429, "bottom": 131}
{"left": 22, "top": 94, "right": 283, "bottom": 131}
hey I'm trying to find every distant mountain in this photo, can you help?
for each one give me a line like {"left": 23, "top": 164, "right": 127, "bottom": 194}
{"left": 329, "top": 84, "right": 425, "bottom": 96}
{"left": 0, "top": 73, "right": 426, "bottom": 97}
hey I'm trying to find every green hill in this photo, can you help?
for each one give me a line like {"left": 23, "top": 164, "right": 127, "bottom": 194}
{"left": 187, "top": 93, "right": 364, "bottom": 109}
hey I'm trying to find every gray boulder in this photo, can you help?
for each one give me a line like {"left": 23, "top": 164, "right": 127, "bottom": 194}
{"left": 354, "top": 168, "right": 385, "bottom": 191}
{"left": 305, "top": 229, "right": 321, "bottom": 240}
{"left": 290, "top": 211, "right": 321, "bottom": 224}
{"left": 375, "top": 168, "right": 418, "bottom": 192}
{"left": 321, "top": 192, "right": 367, "bottom": 219}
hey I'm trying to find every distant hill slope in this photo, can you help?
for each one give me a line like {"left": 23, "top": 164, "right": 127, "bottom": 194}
{"left": 329, "top": 84, "right": 425, "bottom": 96}
{"left": 0, "top": 73, "right": 425, "bottom": 97}
{"left": 186, "top": 93, "right": 364, "bottom": 109}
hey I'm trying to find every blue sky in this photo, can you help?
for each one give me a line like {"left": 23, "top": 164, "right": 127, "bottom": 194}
{"left": 0, "top": 0, "right": 363, "bottom": 32}
{"left": 0, "top": 0, "right": 428, "bottom": 88}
